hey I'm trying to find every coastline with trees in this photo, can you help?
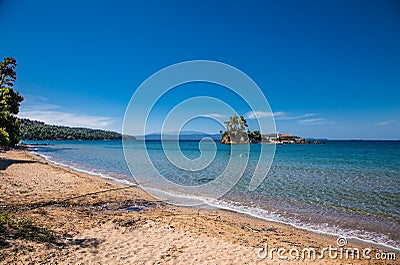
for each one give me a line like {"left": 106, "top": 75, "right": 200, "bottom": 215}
{"left": 19, "top": 118, "right": 134, "bottom": 141}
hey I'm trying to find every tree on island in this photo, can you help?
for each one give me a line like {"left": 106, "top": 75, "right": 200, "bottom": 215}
{"left": 0, "top": 57, "right": 24, "bottom": 147}
{"left": 221, "top": 115, "right": 250, "bottom": 144}
{"left": 221, "top": 115, "right": 265, "bottom": 144}
{"left": 223, "top": 115, "right": 248, "bottom": 133}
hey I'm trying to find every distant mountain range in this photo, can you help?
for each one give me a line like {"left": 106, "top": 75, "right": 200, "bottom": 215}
{"left": 138, "top": 132, "right": 326, "bottom": 142}
{"left": 136, "top": 131, "right": 221, "bottom": 141}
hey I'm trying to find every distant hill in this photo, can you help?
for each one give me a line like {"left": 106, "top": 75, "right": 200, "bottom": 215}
{"left": 137, "top": 131, "right": 221, "bottom": 141}
{"left": 19, "top": 118, "right": 135, "bottom": 140}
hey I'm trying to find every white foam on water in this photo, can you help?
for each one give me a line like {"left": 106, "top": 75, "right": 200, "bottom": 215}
{"left": 31, "top": 151, "right": 136, "bottom": 187}
{"left": 205, "top": 199, "right": 400, "bottom": 252}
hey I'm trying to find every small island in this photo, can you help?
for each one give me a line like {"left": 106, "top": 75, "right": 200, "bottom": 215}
{"left": 220, "top": 115, "right": 323, "bottom": 144}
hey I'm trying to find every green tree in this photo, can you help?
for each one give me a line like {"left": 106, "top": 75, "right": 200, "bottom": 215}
{"left": 0, "top": 57, "right": 17, "bottom": 89}
{"left": 221, "top": 115, "right": 265, "bottom": 144}
{"left": 222, "top": 115, "right": 249, "bottom": 144}
{"left": 239, "top": 115, "right": 248, "bottom": 131}
{"left": 0, "top": 128, "right": 10, "bottom": 146}
{"left": 0, "top": 57, "right": 24, "bottom": 147}
{"left": 248, "top": 130, "right": 261, "bottom": 143}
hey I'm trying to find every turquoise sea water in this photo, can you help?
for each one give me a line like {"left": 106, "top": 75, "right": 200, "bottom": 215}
{"left": 26, "top": 140, "right": 400, "bottom": 249}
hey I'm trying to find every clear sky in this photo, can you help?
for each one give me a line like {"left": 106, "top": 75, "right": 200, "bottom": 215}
{"left": 1, "top": 0, "right": 399, "bottom": 139}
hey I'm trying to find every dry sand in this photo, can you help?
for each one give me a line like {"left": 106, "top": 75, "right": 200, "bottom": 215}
{"left": 0, "top": 150, "right": 397, "bottom": 264}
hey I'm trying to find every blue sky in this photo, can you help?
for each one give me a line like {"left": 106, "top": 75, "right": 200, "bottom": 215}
{"left": 1, "top": 0, "right": 399, "bottom": 139}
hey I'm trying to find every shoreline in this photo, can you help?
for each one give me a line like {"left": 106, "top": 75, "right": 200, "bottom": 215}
{"left": 21, "top": 149, "right": 400, "bottom": 252}
{"left": 30, "top": 145, "right": 399, "bottom": 252}
{"left": 0, "top": 149, "right": 397, "bottom": 264}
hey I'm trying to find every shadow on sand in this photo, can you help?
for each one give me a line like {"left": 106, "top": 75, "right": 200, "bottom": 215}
{"left": 0, "top": 157, "right": 35, "bottom": 170}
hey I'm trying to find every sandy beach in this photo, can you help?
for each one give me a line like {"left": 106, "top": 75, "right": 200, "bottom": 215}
{"left": 0, "top": 149, "right": 396, "bottom": 264}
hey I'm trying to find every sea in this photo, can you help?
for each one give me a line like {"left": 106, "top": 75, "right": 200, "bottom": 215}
{"left": 25, "top": 139, "right": 400, "bottom": 251}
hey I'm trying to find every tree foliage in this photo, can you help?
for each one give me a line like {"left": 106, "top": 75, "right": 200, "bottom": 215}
{"left": 0, "top": 57, "right": 24, "bottom": 147}
{"left": 248, "top": 130, "right": 261, "bottom": 143}
{"left": 0, "top": 127, "right": 10, "bottom": 146}
{"left": 221, "top": 115, "right": 249, "bottom": 144}
{"left": 223, "top": 115, "right": 248, "bottom": 133}
{"left": 221, "top": 115, "right": 262, "bottom": 144}
{"left": 19, "top": 118, "right": 134, "bottom": 140}
{"left": 0, "top": 58, "right": 17, "bottom": 89}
